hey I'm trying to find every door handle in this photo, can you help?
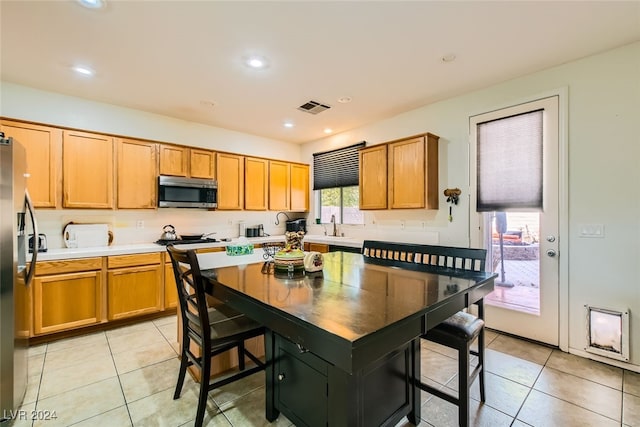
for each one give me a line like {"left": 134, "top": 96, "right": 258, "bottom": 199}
{"left": 546, "top": 249, "right": 557, "bottom": 257}
{"left": 24, "top": 189, "right": 38, "bottom": 286}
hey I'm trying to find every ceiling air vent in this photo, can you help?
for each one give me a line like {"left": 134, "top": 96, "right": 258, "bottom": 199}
{"left": 297, "top": 100, "right": 331, "bottom": 115}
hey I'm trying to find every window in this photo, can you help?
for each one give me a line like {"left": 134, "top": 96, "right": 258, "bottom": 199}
{"left": 313, "top": 142, "right": 365, "bottom": 225}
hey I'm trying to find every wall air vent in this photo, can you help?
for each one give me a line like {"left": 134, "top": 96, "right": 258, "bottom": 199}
{"left": 297, "top": 100, "right": 331, "bottom": 115}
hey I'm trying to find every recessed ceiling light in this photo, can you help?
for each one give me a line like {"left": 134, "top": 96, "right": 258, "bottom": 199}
{"left": 244, "top": 55, "right": 269, "bottom": 69}
{"left": 441, "top": 54, "right": 456, "bottom": 63}
{"left": 337, "top": 96, "right": 352, "bottom": 104}
{"left": 77, "top": 0, "right": 105, "bottom": 9}
{"left": 324, "top": 128, "right": 333, "bottom": 134}
{"left": 72, "top": 66, "right": 95, "bottom": 76}
{"left": 283, "top": 121, "right": 294, "bottom": 128}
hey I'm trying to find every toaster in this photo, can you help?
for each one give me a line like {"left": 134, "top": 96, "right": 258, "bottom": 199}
{"left": 28, "top": 233, "right": 48, "bottom": 253}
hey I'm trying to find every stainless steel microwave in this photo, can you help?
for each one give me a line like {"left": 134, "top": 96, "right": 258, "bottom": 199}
{"left": 157, "top": 175, "right": 217, "bottom": 208}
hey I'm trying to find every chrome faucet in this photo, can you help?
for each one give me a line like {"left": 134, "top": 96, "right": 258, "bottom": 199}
{"left": 330, "top": 214, "right": 337, "bottom": 237}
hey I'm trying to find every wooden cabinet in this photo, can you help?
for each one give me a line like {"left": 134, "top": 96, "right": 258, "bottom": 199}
{"left": 33, "top": 257, "right": 103, "bottom": 335}
{"left": 159, "top": 144, "right": 188, "bottom": 177}
{"left": 290, "top": 163, "right": 309, "bottom": 212}
{"left": 164, "top": 257, "right": 178, "bottom": 310}
{"left": 63, "top": 130, "right": 114, "bottom": 208}
{"left": 0, "top": 120, "right": 62, "bottom": 208}
{"left": 275, "top": 334, "right": 328, "bottom": 427}
{"left": 269, "top": 161, "right": 309, "bottom": 212}
{"left": 359, "top": 144, "right": 388, "bottom": 210}
{"left": 160, "top": 144, "right": 215, "bottom": 179}
{"left": 107, "top": 253, "right": 163, "bottom": 320}
{"left": 217, "top": 153, "right": 244, "bottom": 210}
{"left": 245, "top": 157, "right": 268, "bottom": 210}
{"left": 116, "top": 138, "right": 158, "bottom": 209}
{"left": 269, "top": 160, "right": 290, "bottom": 211}
{"left": 190, "top": 148, "right": 215, "bottom": 179}
{"left": 359, "top": 133, "right": 439, "bottom": 210}
{"left": 388, "top": 136, "right": 425, "bottom": 209}
{"left": 304, "top": 242, "right": 329, "bottom": 253}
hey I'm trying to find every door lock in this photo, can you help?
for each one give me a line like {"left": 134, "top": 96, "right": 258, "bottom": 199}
{"left": 546, "top": 235, "right": 556, "bottom": 242}
{"left": 546, "top": 249, "right": 557, "bottom": 257}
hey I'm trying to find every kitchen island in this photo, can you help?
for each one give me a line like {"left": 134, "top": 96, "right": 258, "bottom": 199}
{"left": 198, "top": 250, "right": 495, "bottom": 426}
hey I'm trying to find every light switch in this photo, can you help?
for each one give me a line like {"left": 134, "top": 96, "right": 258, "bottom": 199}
{"left": 579, "top": 224, "right": 605, "bottom": 238}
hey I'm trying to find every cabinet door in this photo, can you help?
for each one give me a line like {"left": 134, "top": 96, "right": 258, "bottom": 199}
{"left": 388, "top": 136, "right": 425, "bottom": 209}
{"left": 275, "top": 335, "right": 328, "bottom": 427}
{"left": 164, "top": 261, "right": 178, "bottom": 309}
{"left": 107, "top": 265, "right": 163, "bottom": 320}
{"left": 190, "top": 148, "right": 215, "bottom": 179}
{"left": 244, "top": 157, "right": 268, "bottom": 210}
{"left": 359, "top": 145, "right": 388, "bottom": 210}
{"left": 0, "top": 120, "right": 62, "bottom": 208}
{"left": 33, "top": 271, "right": 102, "bottom": 335}
{"left": 290, "top": 163, "right": 309, "bottom": 212}
{"left": 304, "top": 242, "right": 329, "bottom": 253}
{"left": 159, "top": 144, "right": 188, "bottom": 177}
{"left": 116, "top": 138, "right": 158, "bottom": 209}
{"left": 425, "top": 133, "right": 439, "bottom": 209}
{"left": 268, "top": 160, "right": 290, "bottom": 211}
{"left": 63, "top": 130, "right": 114, "bottom": 208}
{"left": 216, "top": 153, "right": 244, "bottom": 210}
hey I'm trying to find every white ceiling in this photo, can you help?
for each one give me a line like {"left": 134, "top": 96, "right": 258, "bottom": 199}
{"left": 1, "top": 1, "right": 639, "bottom": 144}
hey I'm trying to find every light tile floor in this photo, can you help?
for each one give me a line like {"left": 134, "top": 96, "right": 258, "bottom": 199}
{"left": 13, "top": 315, "right": 640, "bottom": 427}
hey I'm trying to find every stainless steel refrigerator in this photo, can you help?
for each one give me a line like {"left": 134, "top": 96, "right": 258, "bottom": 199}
{"left": 1, "top": 133, "right": 38, "bottom": 423}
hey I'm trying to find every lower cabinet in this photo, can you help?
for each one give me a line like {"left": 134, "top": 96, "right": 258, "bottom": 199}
{"left": 275, "top": 334, "right": 328, "bottom": 427}
{"left": 107, "top": 253, "right": 163, "bottom": 321}
{"left": 33, "top": 257, "right": 104, "bottom": 335}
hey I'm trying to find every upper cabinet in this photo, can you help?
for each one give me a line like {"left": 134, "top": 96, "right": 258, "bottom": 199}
{"left": 0, "top": 120, "right": 62, "bottom": 208}
{"left": 268, "top": 160, "right": 290, "bottom": 211}
{"left": 290, "top": 163, "right": 309, "bottom": 212}
{"left": 217, "top": 153, "right": 244, "bottom": 210}
{"left": 63, "top": 130, "right": 114, "bottom": 209}
{"left": 359, "top": 144, "right": 388, "bottom": 210}
{"left": 388, "top": 136, "right": 426, "bottom": 209}
{"left": 359, "top": 133, "right": 439, "bottom": 210}
{"left": 245, "top": 157, "right": 268, "bottom": 210}
{"left": 190, "top": 148, "right": 215, "bottom": 179}
{"left": 159, "top": 144, "right": 188, "bottom": 177}
{"left": 116, "top": 138, "right": 158, "bottom": 209}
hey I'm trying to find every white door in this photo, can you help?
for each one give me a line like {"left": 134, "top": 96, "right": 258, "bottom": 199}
{"left": 470, "top": 95, "right": 561, "bottom": 346}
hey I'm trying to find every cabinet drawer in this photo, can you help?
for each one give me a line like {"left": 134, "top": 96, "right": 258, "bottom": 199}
{"left": 108, "top": 253, "right": 162, "bottom": 269}
{"left": 36, "top": 257, "right": 102, "bottom": 275}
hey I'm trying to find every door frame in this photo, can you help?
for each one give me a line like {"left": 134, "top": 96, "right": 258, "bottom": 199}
{"left": 467, "top": 88, "right": 569, "bottom": 351}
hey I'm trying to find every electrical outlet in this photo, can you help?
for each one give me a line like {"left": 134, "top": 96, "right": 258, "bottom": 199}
{"left": 228, "top": 220, "right": 233, "bottom": 226}
{"left": 400, "top": 220, "right": 405, "bottom": 230}
{"left": 135, "top": 220, "right": 144, "bottom": 229}
{"left": 421, "top": 221, "right": 426, "bottom": 229}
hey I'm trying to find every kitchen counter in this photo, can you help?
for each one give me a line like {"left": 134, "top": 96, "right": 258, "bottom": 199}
{"left": 31, "top": 234, "right": 364, "bottom": 261}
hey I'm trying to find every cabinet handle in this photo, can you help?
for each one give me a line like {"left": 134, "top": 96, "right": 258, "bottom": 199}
{"left": 296, "top": 343, "right": 308, "bottom": 353}
{"left": 278, "top": 373, "right": 285, "bottom": 381}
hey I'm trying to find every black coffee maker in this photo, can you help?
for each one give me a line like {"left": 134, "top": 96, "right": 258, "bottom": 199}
{"left": 285, "top": 218, "right": 306, "bottom": 233}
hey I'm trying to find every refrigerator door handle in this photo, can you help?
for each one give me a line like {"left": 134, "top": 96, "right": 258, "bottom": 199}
{"left": 23, "top": 189, "right": 38, "bottom": 286}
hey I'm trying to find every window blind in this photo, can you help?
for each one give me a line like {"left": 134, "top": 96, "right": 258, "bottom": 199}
{"left": 477, "top": 109, "right": 543, "bottom": 212}
{"left": 313, "top": 141, "right": 366, "bottom": 190}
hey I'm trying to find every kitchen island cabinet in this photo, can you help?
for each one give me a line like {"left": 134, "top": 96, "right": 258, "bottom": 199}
{"left": 33, "top": 257, "right": 104, "bottom": 335}
{"left": 0, "top": 120, "right": 62, "bottom": 208}
{"left": 63, "top": 130, "right": 114, "bottom": 209}
{"left": 107, "top": 253, "right": 163, "bottom": 320}
{"left": 116, "top": 138, "right": 158, "bottom": 209}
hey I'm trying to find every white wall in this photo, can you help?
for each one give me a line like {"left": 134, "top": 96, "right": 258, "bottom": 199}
{"left": 301, "top": 42, "right": 640, "bottom": 368}
{"left": 0, "top": 82, "right": 305, "bottom": 245}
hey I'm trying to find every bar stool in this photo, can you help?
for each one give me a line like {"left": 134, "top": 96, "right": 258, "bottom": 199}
{"left": 167, "top": 245, "right": 266, "bottom": 427}
{"left": 418, "top": 309, "right": 486, "bottom": 427}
